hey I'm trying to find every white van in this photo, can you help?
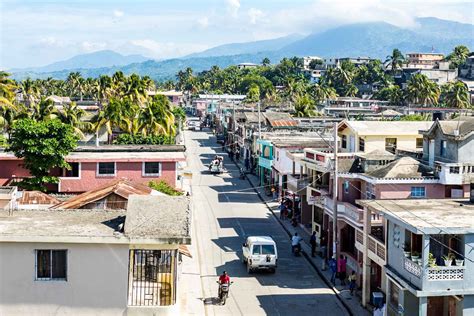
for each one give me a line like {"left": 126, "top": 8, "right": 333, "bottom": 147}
{"left": 242, "top": 236, "right": 277, "bottom": 273}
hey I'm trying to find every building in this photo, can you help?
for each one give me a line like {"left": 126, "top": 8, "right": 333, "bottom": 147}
{"left": 0, "top": 145, "right": 186, "bottom": 193}
{"left": 0, "top": 186, "right": 17, "bottom": 210}
{"left": 360, "top": 198, "right": 474, "bottom": 316}
{"left": 337, "top": 120, "right": 433, "bottom": 154}
{"left": 420, "top": 117, "right": 474, "bottom": 195}
{"left": 325, "top": 57, "right": 377, "bottom": 68}
{"left": 303, "top": 56, "right": 324, "bottom": 69}
{"left": 237, "top": 62, "right": 258, "bottom": 69}
{"left": 149, "top": 90, "right": 184, "bottom": 105}
{"left": 405, "top": 53, "right": 445, "bottom": 70}
{"left": 0, "top": 195, "right": 191, "bottom": 315}
{"left": 323, "top": 97, "right": 389, "bottom": 118}
{"left": 459, "top": 56, "right": 474, "bottom": 80}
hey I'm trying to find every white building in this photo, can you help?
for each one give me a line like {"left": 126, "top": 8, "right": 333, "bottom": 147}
{"left": 0, "top": 195, "right": 191, "bottom": 315}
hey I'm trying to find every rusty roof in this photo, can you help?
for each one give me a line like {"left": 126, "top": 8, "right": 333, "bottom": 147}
{"left": 269, "top": 119, "right": 299, "bottom": 127}
{"left": 17, "top": 191, "right": 61, "bottom": 205}
{"left": 51, "top": 179, "right": 158, "bottom": 210}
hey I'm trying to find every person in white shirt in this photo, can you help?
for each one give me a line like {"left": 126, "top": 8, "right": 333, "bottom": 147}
{"left": 291, "top": 233, "right": 302, "bottom": 253}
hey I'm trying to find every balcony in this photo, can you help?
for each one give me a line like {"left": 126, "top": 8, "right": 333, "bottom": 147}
{"left": 368, "top": 235, "right": 386, "bottom": 265}
{"left": 404, "top": 257, "right": 465, "bottom": 281}
{"left": 287, "top": 174, "right": 310, "bottom": 192}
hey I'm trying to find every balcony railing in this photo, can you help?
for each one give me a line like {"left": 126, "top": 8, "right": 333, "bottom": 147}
{"left": 356, "top": 229, "right": 364, "bottom": 246}
{"left": 404, "top": 257, "right": 465, "bottom": 281}
{"left": 368, "top": 235, "right": 386, "bottom": 262}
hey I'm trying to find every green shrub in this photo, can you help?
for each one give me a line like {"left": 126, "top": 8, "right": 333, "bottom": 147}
{"left": 148, "top": 180, "right": 183, "bottom": 196}
{"left": 113, "top": 134, "right": 175, "bottom": 145}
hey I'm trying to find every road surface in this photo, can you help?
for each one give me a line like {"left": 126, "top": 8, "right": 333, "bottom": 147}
{"left": 186, "top": 128, "right": 347, "bottom": 316}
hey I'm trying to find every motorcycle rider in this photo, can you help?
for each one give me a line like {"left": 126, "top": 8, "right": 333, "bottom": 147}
{"left": 291, "top": 232, "right": 302, "bottom": 254}
{"left": 218, "top": 271, "right": 230, "bottom": 298}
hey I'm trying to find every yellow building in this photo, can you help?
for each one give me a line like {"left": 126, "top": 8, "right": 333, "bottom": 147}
{"left": 338, "top": 120, "right": 434, "bottom": 154}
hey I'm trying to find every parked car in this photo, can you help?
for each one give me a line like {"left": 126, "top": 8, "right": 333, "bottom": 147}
{"left": 242, "top": 236, "right": 277, "bottom": 273}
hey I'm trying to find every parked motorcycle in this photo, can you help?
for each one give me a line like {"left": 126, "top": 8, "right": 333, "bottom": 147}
{"left": 292, "top": 243, "right": 302, "bottom": 257}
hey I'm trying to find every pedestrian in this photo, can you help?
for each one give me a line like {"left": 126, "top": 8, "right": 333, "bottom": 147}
{"left": 272, "top": 186, "right": 278, "bottom": 200}
{"left": 329, "top": 256, "right": 337, "bottom": 284}
{"left": 348, "top": 271, "right": 357, "bottom": 295}
{"left": 244, "top": 157, "right": 250, "bottom": 171}
{"left": 338, "top": 255, "right": 347, "bottom": 286}
{"left": 310, "top": 231, "right": 317, "bottom": 257}
{"left": 229, "top": 150, "right": 234, "bottom": 161}
{"left": 279, "top": 200, "right": 287, "bottom": 220}
{"left": 235, "top": 149, "right": 240, "bottom": 161}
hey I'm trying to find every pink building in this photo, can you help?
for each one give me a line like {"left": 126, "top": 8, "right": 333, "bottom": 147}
{"left": 0, "top": 145, "right": 186, "bottom": 193}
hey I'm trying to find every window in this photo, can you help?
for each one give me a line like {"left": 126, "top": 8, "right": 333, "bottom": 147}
{"left": 261, "top": 245, "right": 275, "bottom": 255}
{"left": 64, "top": 162, "right": 80, "bottom": 177}
{"left": 143, "top": 162, "right": 161, "bottom": 176}
{"left": 440, "top": 140, "right": 447, "bottom": 157}
{"left": 252, "top": 246, "right": 261, "bottom": 255}
{"left": 97, "top": 162, "right": 115, "bottom": 176}
{"left": 385, "top": 138, "right": 397, "bottom": 154}
{"left": 449, "top": 166, "right": 460, "bottom": 174}
{"left": 359, "top": 137, "right": 365, "bottom": 152}
{"left": 416, "top": 138, "right": 423, "bottom": 149}
{"left": 341, "top": 135, "right": 347, "bottom": 149}
{"left": 36, "top": 250, "right": 67, "bottom": 281}
{"left": 410, "top": 187, "right": 426, "bottom": 198}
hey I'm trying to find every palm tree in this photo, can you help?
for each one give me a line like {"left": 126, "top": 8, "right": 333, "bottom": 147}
{"left": 123, "top": 74, "right": 148, "bottom": 106}
{"left": 21, "top": 78, "right": 40, "bottom": 107}
{"left": 406, "top": 73, "right": 440, "bottom": 106}
{"left": 139, "top": 95, "right": 176, "bottom": 136}
{"left": 66, "top": 72, "right": 83, "bottom": 98}
{"left": 310, "top": 83, "right": 338, "bottom": 104}
{"left": 385, "top": 49, "right": 405, "bottom": 74}
{"left": 0, "top": 71, "right": 17, "bottom": 110}
{"left": 97, "top": 75, "right": 113, "bottom": 106}
{"left": 262, "top": 57, "right": 271, "bottom": 66}
{"left": 441, "top": 81, "right": 471, "bottom": 108}
{"left": 30, "top": 97, "right": 58, "bottom": 121}
{"left": 293, "top": 94, "right": 317, "bottom": 117}
{"left": 446, "top": 45, "right": 470, "bottom": 68}
{"left": 58, "top": 102, "right": 92, "bottom": 138}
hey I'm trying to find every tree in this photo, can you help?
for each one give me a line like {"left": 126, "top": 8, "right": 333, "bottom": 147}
{"left": 406, "top": 73, "right": 440, "bottom": 106}
{"left": 310, "top": 83, "right": 337, "bottom": 104}
{"left": 374, "top": 85, "right": 403, "bottom": 105}
{"left": 29, "top": 97, "right": 59, "bottom": 121}
{"left": 0, "top": 71, "right": 17, "bottom": 109}
{"left": 440, "top": 81, "right": 471, "bottom": 109}
{"left": 446, "top": 45, "right": 470, "bottom": 68}
{"left": 246, "top": 84, "right": 260, "bottom": 103}
{"left": 58, "top": 102, "right": 92, "bottom": 138}
{"left": 308, "top": 59, "right": 323, "bottom": 70}
{"left": 385, "top": 49, "right": 405, "bottom": 74}
{"left": 7, "top": 118, "right": 79, "bottom": 191}
{"left": 293, "top": 94, "right": 317, "bottom": 117}
{"left": 262, "top": 57, "right": 271, "bottom": 66}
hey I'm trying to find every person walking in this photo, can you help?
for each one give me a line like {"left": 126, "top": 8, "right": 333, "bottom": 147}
{"left": 337, "top": 255, "right": 347, "bottom": 286}
{"left": 348, "top": 271, "right": 357, "bottom": 295}
{"left": 279, "top": 200, "right": 287, "bottom": 220}
{"left": 310, "top": 231, "right": 317, "bottom": 257}
{"left": 329, "top": 256, "right": 337, "bottom": 284}
{"left": 229, "top": 149, "right": 234, "bottom": 161}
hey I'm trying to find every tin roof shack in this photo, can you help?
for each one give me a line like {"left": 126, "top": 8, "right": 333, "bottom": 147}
{"left": 359, "top": 198, "right": 474, "bottom": 316}
{"left": 0, "top": 195, "right": 191, "bottom": 315}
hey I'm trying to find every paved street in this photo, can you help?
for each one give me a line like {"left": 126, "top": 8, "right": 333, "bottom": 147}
{"left": 185, "top": 128, "right": 347, "bottom": 316}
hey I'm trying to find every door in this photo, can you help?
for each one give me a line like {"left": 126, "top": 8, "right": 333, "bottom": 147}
{"left": 427, "top": 297, "right": 444, "bottom": 316}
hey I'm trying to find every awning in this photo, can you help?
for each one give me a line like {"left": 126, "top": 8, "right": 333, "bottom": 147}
{"left": 179, "top": 245, "right": 192, "bottom": 258}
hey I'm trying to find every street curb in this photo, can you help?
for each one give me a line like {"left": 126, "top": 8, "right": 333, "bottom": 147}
{"left": 228, "top": 158, "right": 353, "bottom": 316}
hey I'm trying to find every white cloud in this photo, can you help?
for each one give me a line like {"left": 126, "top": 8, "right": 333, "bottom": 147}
{"left": 113, "top": 10, "right": 124, "bottom": 18}
{"left": 81, "top": 41, "right": 107, "bottom": 52}
{"left": 226, "top": 0, "right": 240, "bottom": 17}
{"left": 128, "top": 39, "right": 209, "bottom": 59}
{"left": 248, "top": 8, "right": 265, "bottom": 25}
{"left": 197, "top": 16, "right": 209, "bottom": 29}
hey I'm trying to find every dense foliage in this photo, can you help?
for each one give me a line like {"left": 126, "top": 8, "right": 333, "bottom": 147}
{"left": 7, "top": 119, "right": 79, "bottom": 191}
{"left": 148, "top": 180, "right": 183, "bottom": 196}
{"left": 113, "top": 134, "right": 175, "bottom": 145}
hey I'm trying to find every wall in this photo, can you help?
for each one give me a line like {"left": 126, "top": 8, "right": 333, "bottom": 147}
{"left": 459, "top": 135, "right": 474, "bottom": 164}
{"left": 273, "top": 147, "right": 297, "bottom": 175}
{"left": 376, "top": 183, "right": 445, "bottom": 199}
{"left": 59, "top": 161, "right": 177, "bottom": 193}
{"left": 0, "top": 242, "right": 129, "bottom": 315}
{"left": 0, "top": 160, "right": 31, "bottom": 185}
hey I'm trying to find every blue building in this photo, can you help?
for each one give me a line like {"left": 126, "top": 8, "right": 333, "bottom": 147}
{"left": 257, "top": 139, "right": 274, "bottom": 187}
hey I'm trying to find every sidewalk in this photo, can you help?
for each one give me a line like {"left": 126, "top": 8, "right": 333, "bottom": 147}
{"left": 232, "top": 158, "right": 371, "bottom": 316}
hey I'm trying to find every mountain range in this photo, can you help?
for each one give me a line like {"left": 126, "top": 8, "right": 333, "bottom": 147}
{"left": 10, "top": 17, "right": 474, "bottom": 81}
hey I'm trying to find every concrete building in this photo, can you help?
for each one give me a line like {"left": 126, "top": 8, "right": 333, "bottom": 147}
{"left": 323, "top": 97, "right": 389, "bottom": 118}
{"left": 405, "top": 53, "right": 445, "bottom": 70}
{"left": 0, "top": 145, "right": 186, "bottom": 193}
{"left": 459, "top": 56, "right": 474, "bottom": 80}
{"left": 149, "top": 90, "right": 184, "bottom": 105}
{"left": 360, "top": 198, "right": 474, "bottom": 316}
{"left": 237, "top": 62, "right": 258, "bottom": 69}
{"left": 338, "top": 120, "right": 433, "bottom": 154}
{"left": 0, "top": 195, "right": 191, "bottom": 315}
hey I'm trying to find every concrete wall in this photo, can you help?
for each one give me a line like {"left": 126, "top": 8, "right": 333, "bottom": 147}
{"left": 376, "top": 183, "right": 445, "bottom": 199}
{"left": 0, "top": 242, "right": 129, "bottom": 315}
{"left": 459, "top": 135, "right": 474, "bottom": 164}
{"left": 0, "top": 160, "right": 31, "bottom": 185}
{"left": 463, "top": 295, "right": 474, "bottom": 316}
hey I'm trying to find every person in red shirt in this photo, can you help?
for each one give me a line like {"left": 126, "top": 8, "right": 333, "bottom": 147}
{"left": 218, "top": 271, "right": 230, "bottom": 298}
{"left": 219, "top": 271, "right": 230, "bottom": 284}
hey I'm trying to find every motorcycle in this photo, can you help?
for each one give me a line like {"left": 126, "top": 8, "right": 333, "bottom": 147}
{"left": 217, "top": 281, "right": 233, "bottom": 305}
{"left": 239, "top": 168, "right": 246, "bottom": 180}
{"left": 292, "top": 243, "right": 302, "bottom": 257}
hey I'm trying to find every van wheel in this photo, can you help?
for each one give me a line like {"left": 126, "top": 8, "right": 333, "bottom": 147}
{"left": 247, "top": 264, "right": 252, "bottom": 274}
{"left": 270, "top": 268, "right": 276, "bottom": 274}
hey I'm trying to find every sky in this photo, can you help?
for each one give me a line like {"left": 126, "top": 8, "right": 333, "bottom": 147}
{"left": 0, "top": 0, "right": 473, "bottom": 69}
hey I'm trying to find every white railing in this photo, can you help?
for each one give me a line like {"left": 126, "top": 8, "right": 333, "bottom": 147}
{"left": 404, "top": 257, "right": 422, "bottom": 278}
{"left": 427, "top": 266, "right": 465, "bottom": 281}
{"left": 368, "top": 235, "right": 386, "bottom": 262}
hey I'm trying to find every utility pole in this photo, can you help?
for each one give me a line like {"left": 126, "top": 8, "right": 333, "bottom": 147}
{"left": 257, "top": 101, "right": 261, "bottom": 140}
{"left": 332, "top": 121, "right": 338, "bottom": 260}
